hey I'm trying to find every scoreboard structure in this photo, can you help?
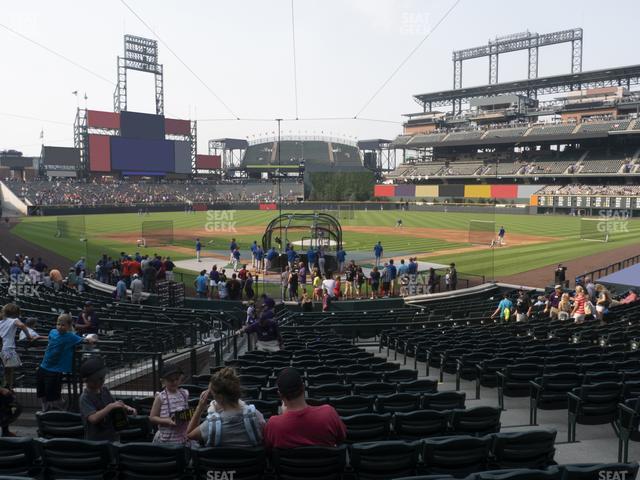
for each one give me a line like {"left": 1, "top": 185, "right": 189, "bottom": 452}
{"left": 77, "top": 109, "right": 196, "bottom": 175}
{"left": 70, "top": 35, "right": 221, "bottom": 176}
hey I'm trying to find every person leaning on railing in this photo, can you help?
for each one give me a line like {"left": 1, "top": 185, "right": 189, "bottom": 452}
{"left": 37, "top": 314, "right": 97, "bottom": 411}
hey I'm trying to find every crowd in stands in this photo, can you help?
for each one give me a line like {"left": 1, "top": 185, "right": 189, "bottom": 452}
{"left": 3, "top": 178, "right": 302, "bottom": 207}
{"left": 537, "top": 184, "right": 640, "bottom": 196}
{"left": 490, "top": 280, "right": 638, "bottom": 325}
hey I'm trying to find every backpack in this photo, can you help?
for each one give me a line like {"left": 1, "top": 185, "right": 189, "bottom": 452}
{"left": 503, "top": 307, "right": 511, "bottom": 321}
{"left": 205, "top": 404, "right": 260, "bottom": 447}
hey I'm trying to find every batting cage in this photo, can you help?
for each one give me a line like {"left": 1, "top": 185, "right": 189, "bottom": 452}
{"left": 262, "top": 212, "right": 342, "bottom": 272}
{"left": 56, "top": 216, "right": 86, "bottom": 240}
{"left": 141, "top": 221, "right": 174, "bottom": 247}
{"left": 468, "top": 220, "right": 496, "bottom": 245}
{"left": 580, "top": 218, "right": 609, "bottom": 243}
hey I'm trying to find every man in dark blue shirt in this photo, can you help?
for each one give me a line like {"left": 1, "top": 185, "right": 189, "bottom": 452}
{"left": 373, "top": 242, "right": 383, "bottom": 267}
{"left": 387, "top": 259, "right": 397, "bottom": 296}
{"left": 266, "top": 247, "right": 278, "bottom": 271}
{"left": 287, "top": 247, "right": 297, "bottom": 270}
{"left": 195, "top": 238, "right": 202, "bottom": 262}
{"left": 307, "top": 247, "right": 317, "bottom": 270}
{"left": 336, "top": 248, "right": 346, "bottom": 273}
{"left": 229, "top": 238, "right": 238, "bottom": 263}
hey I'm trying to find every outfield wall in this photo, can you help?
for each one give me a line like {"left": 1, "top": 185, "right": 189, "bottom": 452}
{"left": 375, "top": 183, "right": 543, "bottom": 200}
{"left": 28, "top": 202, "right": 531, "bottom": 216}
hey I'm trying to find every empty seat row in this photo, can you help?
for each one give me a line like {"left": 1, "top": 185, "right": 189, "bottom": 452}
{"left": 394, "top": 462, "right": 639, "bottom": 480}
{"left": 0, "top": 430, "right": 558, "bottom": 480}
{"left": 342, "top": 406, "right": 500, "bottom": 443}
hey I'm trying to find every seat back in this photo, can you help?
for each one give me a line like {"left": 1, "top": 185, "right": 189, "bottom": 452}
{"left": 539, "top": 373, "right": 583, "bottom": 392}
{"left": 397, "top": 379, "right": 438, "bottom": 394}
{"left": 571, "top": 382, "right": 622, "bottom": 418}
{"left": 422, "top": 435, "right": 491, "bottom": 477}
{"left": 40, "top": 438, "right": 112, "bottom": 480}
{"left": 191, "top": 446, "right": 266, "bottom": 480}
{"left": 376, "top": 393, "right": 421, "bottom": 414}
{"left": 354, "top": 383, "right": 397, "bottom": 396}
{"left": 35, "top": 411, "right": 84, "bottom": 439}
{"left": 491, "top": 429, "right": 557, "bottom": 469}
{"left": 0, "top": 438, "right": 39, "bottom": 477}
{"left": 115, "top": 443, "right": 188, "bottom": 480}
{"left": 392, "top": 410, "right": 449, "bottom": 440}
{"left": 328, "top": 395, "right": 375, "bottom": 416}
{"left": 307, "top": 373, "right": 343, "bottom": 386}
{"left": 422, "top": 391, "right": 466, "bottom": 411}
{"left": 384, "top": 369, "right": 419, "bottom": 383}
{"left": 350, "top": 440, "right": 421, "bottom": 480}
{"left": 450, "top": 406, "right": 501, "bottom": 436}
{"left": 345, "top": 371, "right": 383, "bottom": 385}
{"left": 469, "top": 466, "right": 562, "bottom": 479}
{"left": 341, "top": 413, "right": 392, "bottom": 443}
{"left": 308, "top": 383, "right": 352, "bottom": 398}
{"left": 272, "top": 445, "right": 347, "bottom": 480}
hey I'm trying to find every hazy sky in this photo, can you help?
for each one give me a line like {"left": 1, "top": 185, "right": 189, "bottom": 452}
{"left": 2, "top": 0, "right": 639, "bottom": 156}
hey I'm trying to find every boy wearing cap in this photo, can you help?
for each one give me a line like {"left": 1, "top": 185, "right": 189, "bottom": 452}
{"left": 263, "top": 368, "right": 346, "bottom": 449}
{"left": 79, "top": 356, "right": 136, "bottom": 441}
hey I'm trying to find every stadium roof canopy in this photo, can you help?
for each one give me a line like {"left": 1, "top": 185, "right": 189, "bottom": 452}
{"left": 357, "top": 139, "right": 393, "bottom": 150}
{"left": 412, "top": 64, "right": 640, "bottom": 111}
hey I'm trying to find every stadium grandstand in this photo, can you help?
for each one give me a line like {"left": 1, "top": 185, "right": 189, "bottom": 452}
{"left": 375, "top": 29, "right": 640, "bottom": 214}
{"left": 1, "top": 12, "right": 640, "bottom": 480}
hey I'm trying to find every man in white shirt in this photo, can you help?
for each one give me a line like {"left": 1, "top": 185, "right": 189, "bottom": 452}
{"left": 322, "top": 275, "right": 336, "bottom": 298}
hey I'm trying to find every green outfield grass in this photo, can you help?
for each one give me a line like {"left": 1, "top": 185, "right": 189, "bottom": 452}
{"left": 11, "top": 209, "right": 640, "bottom": 282}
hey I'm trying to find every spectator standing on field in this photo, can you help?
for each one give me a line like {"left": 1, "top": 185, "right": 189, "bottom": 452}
{"left": 373, "top": 241, "right": 383, "bottom": 267}
{"left": 317, "top": 247, "right": 326, "bottom": 277}
{"left": 336, "top": 247, "right": 346, "bottom": 273}
{"left": 229, "top": 238, "right": 238, "bottom": 263}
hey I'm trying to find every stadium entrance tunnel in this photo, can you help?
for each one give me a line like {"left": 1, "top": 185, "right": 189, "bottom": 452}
{"left": 262, "top": 212, "right": 342, "bottom": 273}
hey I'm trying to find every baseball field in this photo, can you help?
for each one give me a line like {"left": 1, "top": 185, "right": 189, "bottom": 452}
{"left": 9, "top": 209, "right": 640, "bottom": 288}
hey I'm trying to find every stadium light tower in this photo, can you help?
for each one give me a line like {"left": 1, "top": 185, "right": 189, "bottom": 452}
{"left": 276, "top": 118, "right": 283, "bottom": 253}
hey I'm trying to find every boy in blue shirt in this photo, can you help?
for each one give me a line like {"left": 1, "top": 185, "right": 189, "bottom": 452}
{"left": 37, "top": 314, "right": 96, "bottom": 411}
{"left": 194, "top": 270, "right": 209, "bottom": 298}
{"left": 491, "top": 294, "right": 514, "bottom": 322}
